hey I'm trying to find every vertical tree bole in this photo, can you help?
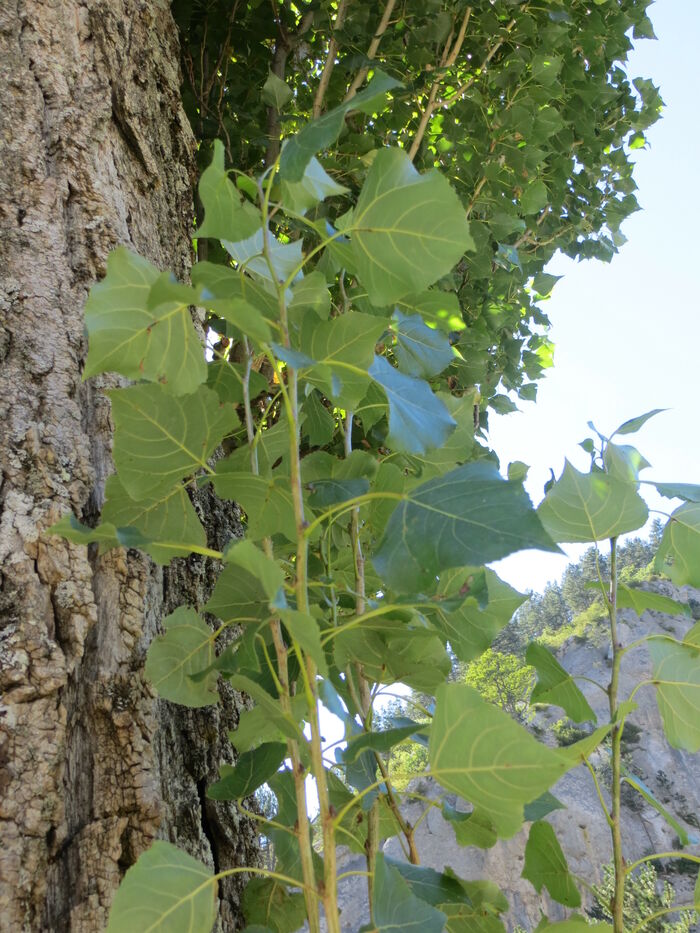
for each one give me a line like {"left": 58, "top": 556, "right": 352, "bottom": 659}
{"left": 0, "top": 2, "right": 256, "bottom": 929}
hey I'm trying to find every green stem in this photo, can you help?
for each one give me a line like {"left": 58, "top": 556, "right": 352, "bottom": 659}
{"left": 606, "top": 536, "right": 626, "bottom": 933}
{"left": 625, "top": 852, "right": 700, "bottom": 875}
{"left": 629, "top": 905, "right": 698, "bottom": 933}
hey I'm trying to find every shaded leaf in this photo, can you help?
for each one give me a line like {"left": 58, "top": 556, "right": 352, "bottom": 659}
{"left": 526, "top": 643, "right": 596, "bottom": 723}
{"left": 522, "top": 820, "right": 581, "bottom": 907}
{"left": 342, "top": 724, "right": 425, "bottom": 764}
{"left": 655, "top": 502, "right": 700, "bottom": 587}
{"left": 442, "top": 803, "right": 498, "bottom": 849}
{"left": 393, "top": 311, "right": 453, "bottom": 378}
{"left": 612, "top": 408, "right": 666, "bottom": 436}
{"left": 191, "top": 262, "right": 275, "bottom": 343}
{"left": 373, "top": 461, "right": 559, "bottom": 594}
{"left": 387, "top": 859, "right": 471, "bottom": 907}
{"left": 261, "top": 71, "right": 293, "bottom": 110}
{"left": 372, "top": 854, "right": 446, "bottom": 933}
{"left": 212, "top": 469, "right": 296, "bottom": 541}
{"left": 206, "top": 360, "right": 269, "bottom": 405}
{"left": 523, "top": 791, "right": 565, "bottom": 823}
{"left": 279, "top": 157, "right": 348, "bottom": 215}
{"left": 208, "top": 742, "right": 287, "bottom": 800}
{"left": 205, "top": 540, "right": 286, "bottom": 625}
{"left": 83, "top": 248, "right": 206, "bottom": 395}
{"left": 106, "top": 840, "right": 216, "bottom": 933}
{"left": 368, "top": 355, "right": 456, "bottom": 455}
{"left": 144, "top": 607, "right": 217, "bottom": 707}
{"left": 652, "top": 482, "right": 700, "bottom": 503}
{"left": 109, "top": 383, "right": 235, "bottom": 501}
{"left": 223, "top": 228, "right": 303, "bottom": 286}
{"left": 301, "top": 391, "right": 335, "bottom": 446}
{"left": 307, "top": 477, "right": 369, "bottom": 508}
{"left": 197, "top": 140, "right": 261, "bottom": 241}
{"left": 430, "top": 684, "right": 569, "bottom": 837}
{"left": 242, "top": 877, "right": 305, "bottom": 933}
{"left": 279, "top": 609, "right": 327, "bottom": 675}
{"left": 538, "top": 461, "right": 648, "bottom": 543}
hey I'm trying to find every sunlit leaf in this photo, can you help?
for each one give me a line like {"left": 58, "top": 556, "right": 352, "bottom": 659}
{"left": 648, "top": 637, "right": 700, "bottom": 752}
{"left": 616, "top": 583, "right": 691, "bottom": 618}
{"left": 197, "top": 140, "right": 261, "bottom": 242}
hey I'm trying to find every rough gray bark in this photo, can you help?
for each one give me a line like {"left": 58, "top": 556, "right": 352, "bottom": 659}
{"left": 0, "top": 2, "right": 257, "bottom": 930}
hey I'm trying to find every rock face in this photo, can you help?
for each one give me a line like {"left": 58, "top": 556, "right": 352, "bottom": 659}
{"left": 0, "top": 3, "right": 256, "bottom": 929}
{"left": 335, "top": 582, "right": 700, "bottom": 931}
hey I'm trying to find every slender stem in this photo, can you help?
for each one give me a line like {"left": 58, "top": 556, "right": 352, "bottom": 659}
{"left": 313, "top": 0, "right": 349, "bottom": 118}
{"left": 606, "top": 536, "right": 626, "bottom": 933}
{"left": 625, "top": 852, "right": 700, "bottom": 875}
{"left": 343, "top": 0, "right": 397, "bottom": 102}
{"left": 584, "top": 757, "right": 613, "bottom": 828}
{"left": 629, "top": 905, "right": 697, "bottom": 933}
{"left": 375, "top": 753, "right": 419, "bottom": 864}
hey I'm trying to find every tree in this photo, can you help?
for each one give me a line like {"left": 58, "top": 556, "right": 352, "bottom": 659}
{"left": 1, "top": 1, "right": 666, "bottom": 930}
{"left": 0, "top": 2, "right": 256, "bottom": 929}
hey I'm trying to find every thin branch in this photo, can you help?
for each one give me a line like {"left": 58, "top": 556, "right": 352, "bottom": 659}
{"left": 313, "top": 0, "right": 350, "bottom": 118}
{"left": 343, "top": 0, "right": 397, "bottom": 102}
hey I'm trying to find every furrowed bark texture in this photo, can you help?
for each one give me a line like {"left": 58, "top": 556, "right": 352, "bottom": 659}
{"left": 0, "top": 2, "right": 257, "bottom": 930}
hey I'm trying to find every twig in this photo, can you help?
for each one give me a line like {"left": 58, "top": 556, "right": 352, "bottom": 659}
{"left": 313, "top": 0, "right": 350, "bottom": 118}
{"left": 343, "top": 0, "right": 397, "bottom": 102}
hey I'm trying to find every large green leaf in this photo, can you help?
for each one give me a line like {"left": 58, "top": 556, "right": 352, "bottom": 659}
{"left": 616, "top": 583, "right": 691, "bottom": 618}
{"left": 335, "top": 623, "right": 451, "bottom": 692}
{"left": 526, "top": 643, "right": 596, "bottom": 723}
{"left": 654, "top": 502, "right": 700, "bottom": 587}
{"left": 144, "top": 607, "right": 218, "bottom": 707}
{"left": 348, "top": 148, "right": 474, "bottom": 306}
{"left": 109, "top": 383, "right": 235, "bottom": 501}
{"left": 652, "top": 482, "right": 700, "bottom": 503}
{"left": 429, "top": 684, "right": 569, "bottom": 837}
{"left": 368, "top": 355, "right": 456, "bottom": 455}
{"left": 223, "top": 228, "right": 303, "bottom": 286}
{"left": 191, "top": 262, "right": 276, "bottom": 343}
{"left": 206, "top": 360, "right": 269, "bottom": 405}
{"left": 83, "top": 248, "right": 206, "bottom": 395}
{"left": 279, "top": 156, "right": 348, "bottom": 215}
{"left": 431, "top": 568, "right": 526, "bottom": 663}
{"left": 612, "top": 408, "right": 666, "bottom": 436}
{"left": 279, "top": 609, "right": 327, "bottom": 675}
{"left": 279, "top": 71, "right": 402, "bottom": 182}
{"left": 371, "top": 854, "right": 446, "bottom": 933}
{"left": 538, "top": 461, "right": 648, "bottom": 543}
{"left": 442, "top": 803, "right": 498, "bottom": 849}
{"left": 106, "top": 840, "right": 216, "bottom": 933}
{"left": 440, "top": 903, "right": 505, "bottom": 933}
{"left": 522, "top": 820, "right": 581, "bottom": 907}
{"left": 197, "top": 139, "right": 261, "bottom": 241}
{"left": 387, "top": 859, "right": 471, "bottom": 908}
{"left": 648, "top": 637, "right": 700, "bottom": 752}
{"left": 393, "top": 311, "right": 454, "bottom": 378}
{"left": 231, "top": 695, "right": 307, "bottom": 753}
{"left": 373, "top": 461, "right": 559, "bottom": 594}
{"left": 395, "top": 290, "right": 464, "bottom": 334}
{"left": 205, "top": 540, "right": 286, "bottom": 625}
{"left": 242, "top": 878, "right": 306, "bottom": 933}
{"left": 341, "top": 724, "right": 425, "bottom": 764}
{"left": 208, "top": 742, "right": 287, "bottom": 800}
{"left": 102, "top": 475, "right": 206, "bottom": 564}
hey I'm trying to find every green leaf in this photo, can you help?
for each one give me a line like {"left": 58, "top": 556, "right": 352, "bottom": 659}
{"left": 396, "top": 290, "right": 464, "bottom": 333}
{"left": 279, "top": 71, "right": 402, "bottom": 182}
{"left": 261, "top": 71, "right": 293, "bottom": 110}
{"left": 299, "top": 311, "right": 386, "bottom": 408}
{"left": 430, "top": 684, "right": 569, "bottom": 837}
{"left": 191, "top": 262, "right": 275, "bottom": 343}
{"left": 520, "top": 180, "right": 548, "bottom": 215}
{"left": 431, "top": 568, "right": 526, "bottom": 663}
{"left": 279, "top": 156, "right": 348, "bottom": 215}
{"left": 206, "top": 360, "right": 269, "bottom": 405}
{"left": 522, "top": 820, "right": 581, "bottom": 907}
{"left": 342, "top": 724, "right": 425, "bottom": 764}
{"left": 307, "top": 477, "right": 369, "bottom": 508}
{"left": 648, "top": 637, "right": 700, "bottom": 752}
{"left": 393, "top": 311, "right": 454, "bottom": 378}
{"left": 109, "top": 383, "right": 235, "bottom": 501}
{"left": 49, "top": 513, "right": 120, "bottom": 550}
{"left": 536, "top": 921, "right": 611, "bottom": 932}
{"left": 440, "top": 903, "right": 506, "bottom": 933}
{"left": 230, "top": 675, "right": 304, "bottom": 745}
{"left": 144, "top": 607, "right": 217, "bottom": 707}
{"left": 106, "top": 840, "right": 216, "bottom": 933}
{"left": 223, "top": 228, "right": 303, "bottom": 286}
{"left": 372, "top": 854, "right": 447, "bottom": 933}
{"left": 655, "top": 502, "right": 700, "bottom": 587}
{"left": 442, "top": 803, "right": 498, "bottom": 849}
{"left": 211, "top": 470, "right": 296, "bottom": 541}
{"left": 242, "top": 877, "right": 305, "bottom": 933}
{"left": 83, "top": 248, "right": 206, "bottom": 395}
{"left": 279, "top": 609, "right": 327, "bottom": 675}
{"left": 197, "top": 140, "right": 261, "bottom": 241}
{"left": 526, "top": 643, "right": 596, "bottom": 723}
{"left": 373, "top": 461, "right": 559, "bottom": 594}
{"left": 231, "top": 696, "right": 307, "bottom": 753}
{"left": 386, "top": 859, "right": 471, "bottom": 907}
{"left": 537, "top": 461, "right": 648, "bottom": 543}
{"left": 335, "top": 624, "right": 451, "bottom": 693}
{"left": 603, "top": 442, "right": 650, "bottom": 482}
{"left": 208, "top": 742, "right": 287, "bottom": 800}
{"left": 205, "top": 540, "right": 286, "bottom": 625}
{"left": 523, "top": 791, "right": 566, "bottom": 822}
{"left": 101, "top": 475, "right": 206, "bottom": 564}
{"left": 652, "top": 482, "right": 700, "bottom": 503}
{"left": 289, "top": 271, "right": 331, "bottom": 322}
{"left": 612, "top": 408, "right": 666, "bottom": 436}
{"left": 616, "top": 583, "right": 691, "bottom": 618}
{"left": 532, "top": 273, "right": 562, "bottom": 297}
{"left": 368, "top": 356, "right": 456, "bottom": 455}
{"left": 349, "top": 148, "right": 474, "bottom": 306}
{"left": 300, "top": 391, "right": 335, "bottom": 446}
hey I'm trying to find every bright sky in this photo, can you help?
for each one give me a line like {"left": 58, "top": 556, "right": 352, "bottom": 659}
{"left": 489, "top": 0, "right": 699, "bottom": 594}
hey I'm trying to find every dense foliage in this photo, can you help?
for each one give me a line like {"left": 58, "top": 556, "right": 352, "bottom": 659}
{"left": 50, "top": 2, "right": 700, "bottom": 932}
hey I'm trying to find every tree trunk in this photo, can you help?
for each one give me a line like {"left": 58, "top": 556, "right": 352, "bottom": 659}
{"left": 0, "top": 2, "right": 257, "bottom": 930}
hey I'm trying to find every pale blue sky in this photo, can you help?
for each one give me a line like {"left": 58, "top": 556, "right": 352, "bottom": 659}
{"left": 489, "top": 0, "right": 699, "bottom": 593}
